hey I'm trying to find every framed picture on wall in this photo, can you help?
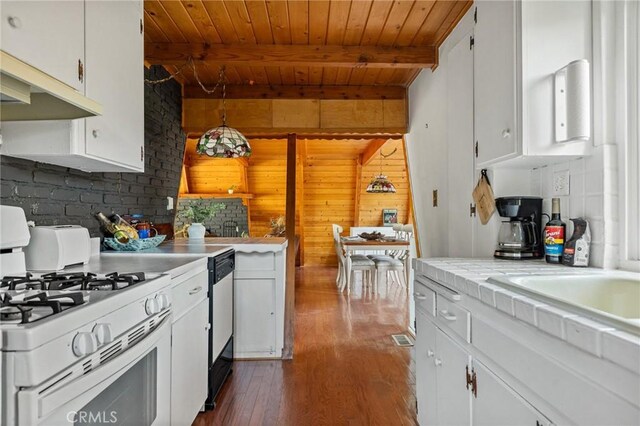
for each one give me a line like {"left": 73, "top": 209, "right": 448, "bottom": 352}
{"left": 382, "top": 209, "right": 398, "bottom": 226}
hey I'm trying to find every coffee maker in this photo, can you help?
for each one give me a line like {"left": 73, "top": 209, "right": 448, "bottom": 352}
{"left": 494, "top": 196, "right": 543, "bottom": 259}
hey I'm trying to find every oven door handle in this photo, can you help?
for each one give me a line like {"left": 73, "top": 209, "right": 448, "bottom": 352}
{"left": 17, "top": 313, "right": 172, "bottom": 425}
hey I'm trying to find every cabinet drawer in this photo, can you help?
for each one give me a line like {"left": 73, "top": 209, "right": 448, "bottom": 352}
{"left": 414, "top": 281, "right": 436, "bottom": 317}
{"left": 436, "top": 294, "right": 471, "bottom": 343}
{"left": 172, "top": 270, "right": 208, "bottom": 320}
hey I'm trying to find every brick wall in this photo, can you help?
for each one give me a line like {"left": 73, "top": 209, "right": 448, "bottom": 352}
{"left": 175, "top": 198, "right": 249, "bottom": 237}
{"left": 0, "top": 66, "right": 185, "bottom": 236}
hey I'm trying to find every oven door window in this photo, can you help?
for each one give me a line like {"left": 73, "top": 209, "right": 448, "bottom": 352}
{"left": 73, "top": 349, "right": 157, "bottom": 426}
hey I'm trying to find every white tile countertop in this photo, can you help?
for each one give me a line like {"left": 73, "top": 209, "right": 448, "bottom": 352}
{"left": 413, "top": 258, "right": 640, "bottom": 374}
{"left": 102, "top": 242, "right": 233, "bottom": 258}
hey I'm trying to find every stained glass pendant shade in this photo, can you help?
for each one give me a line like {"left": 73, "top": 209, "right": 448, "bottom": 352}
{"left": 366, "top": 148, "right": 397, "bottom": 193}
{"left": 366, "top": 175, "right": 396, "bottom": 193}
{"left": 196, "top": 125, "right": 251, "bottom": 158}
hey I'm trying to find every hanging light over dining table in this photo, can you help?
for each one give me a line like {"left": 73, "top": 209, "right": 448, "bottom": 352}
{"left": 366, "top": 148, "right": 397, "bottom": 193}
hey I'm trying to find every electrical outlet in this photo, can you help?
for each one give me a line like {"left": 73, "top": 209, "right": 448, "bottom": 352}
{"left": 553, "top": 170, "right": 570, "bottom": 196}
{"left": 167, "top": 196, "right": 174, "bottom": 210}
{"left": 432, "top": 189, "right": 438, "bottom": 207}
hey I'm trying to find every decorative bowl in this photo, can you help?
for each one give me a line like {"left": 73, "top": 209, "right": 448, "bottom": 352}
{"left": 104, "top": 235, "right": 166, "bottom": 251}
{"left": 358, "top": 232, "right": 384, "bottom": 241}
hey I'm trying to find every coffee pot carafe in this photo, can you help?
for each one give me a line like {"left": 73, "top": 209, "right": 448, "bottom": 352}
{"left": 494, "top": 196, "right": 543, "bottom": 259}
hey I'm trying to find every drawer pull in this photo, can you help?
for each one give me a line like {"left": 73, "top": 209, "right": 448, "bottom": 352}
{"left": 189, "top": 286, "right": 203, "bottom": 295}
{"left": 439, "top": 310, "right": 457, "bottom": 321}
{"left": 414, "top": 292, "right": 428, "bottom": 300}
{"left": 434, "top": 358, "right": 442, "bottom": 366}
{"left": 427, "top": 350, "right": 434, "bottom": 357}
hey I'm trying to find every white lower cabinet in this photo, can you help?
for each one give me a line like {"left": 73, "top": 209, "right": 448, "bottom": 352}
{"left": 234, "top": 277, "right": 277, "bottom": 357}
{"left": 171, "top": 298, "right": 209, "bottom": 425}
{"left": 232, "top": 249, "right": 286, "bottom": 359}
{"left": 472, "top": 360, "right": 551, "bottom": 426}
{"left": 415, "top": 302, "right": 552, "bottom": 426}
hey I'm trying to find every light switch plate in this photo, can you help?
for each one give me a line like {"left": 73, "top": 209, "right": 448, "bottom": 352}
{"left": 553, "top": 170, "right": 570, "bottom": 196}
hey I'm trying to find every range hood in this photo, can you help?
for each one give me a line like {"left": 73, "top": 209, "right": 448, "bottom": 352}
{"left": 0, "top": 51, "right": 102, "bottom": 121}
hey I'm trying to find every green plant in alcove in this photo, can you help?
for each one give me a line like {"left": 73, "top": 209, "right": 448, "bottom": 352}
{"left": 179, "top": 200, "right": 226, "bottom": 223}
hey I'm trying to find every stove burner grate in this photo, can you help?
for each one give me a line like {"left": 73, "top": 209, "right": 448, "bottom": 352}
{"left": 0, "top": 291, "right": 86, "bottom": 324}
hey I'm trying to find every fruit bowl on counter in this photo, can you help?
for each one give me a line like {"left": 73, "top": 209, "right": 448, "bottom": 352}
{"left": 103, "top": 235, "right": 166, "bottom": 251}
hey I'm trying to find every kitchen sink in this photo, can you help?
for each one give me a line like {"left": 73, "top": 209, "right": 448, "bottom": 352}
{"left": 488, "top": 272, "right": 640, "bottom": 334}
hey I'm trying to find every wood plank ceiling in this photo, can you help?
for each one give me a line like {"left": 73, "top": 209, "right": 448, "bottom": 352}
{"left": 144, "top": 0, "right": 472, "bottom": 97}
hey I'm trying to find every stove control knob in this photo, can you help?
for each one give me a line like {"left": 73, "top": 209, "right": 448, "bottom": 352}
{"left": 145, "top": 297, "right": 159, "bottom": 315}
{"left": 93, "top": 323, "right": 113, "bottom": 345}
{"left": 155, "top": 293, "right": 170, "bottom": 310}
{"left": 72, "top": 332, "right": 98, "bottom": 357}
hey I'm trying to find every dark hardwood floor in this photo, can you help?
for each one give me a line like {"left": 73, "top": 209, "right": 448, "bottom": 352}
{"left": 194, "top": 266, "right": 417, "bottom": 426}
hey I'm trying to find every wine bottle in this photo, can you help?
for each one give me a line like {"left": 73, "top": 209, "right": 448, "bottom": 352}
{"left": 95, "top": 212, "right": 130, "bottom": 243}
{"left": 544, "top": 198, "right": 566, "bottom": 264}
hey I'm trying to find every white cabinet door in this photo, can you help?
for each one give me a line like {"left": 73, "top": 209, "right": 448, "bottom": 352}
{"left": 234, "top": 278, "right": 276, "bottom": 357}
{"left": 472, "top": 360, "right": 553, "bottom": 426}
{"left": 435, "top": 329, "right": 472, "bottom": 426}
{"left": 84, "top": 0, "right": 144, "bottom": 171}
{"left": 171, "top": 299, "right": 209, "bottom": 426}
{"left": 447, "top": 30, "right": 475, "bottom": 258}
{"left": 416, "top": 310, "right": 438, "bottom": 426}
{"left": 474, "top": 1, "right": 519, "bottom": 166}
{"left": 1, "top": 0, "right": 85, "bottom": 91}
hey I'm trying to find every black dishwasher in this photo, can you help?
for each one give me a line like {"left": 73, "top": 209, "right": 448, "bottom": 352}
{"left": 205, "top": 249, "right": 235, "bottom": 410}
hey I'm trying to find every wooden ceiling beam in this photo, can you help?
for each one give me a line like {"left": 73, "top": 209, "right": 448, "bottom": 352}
{"left": 362, "top": 139, "right": 390, "bottom": 166}
{"left": 183, "top": 84, "right": 406, "bottom": 100}
{"left": 145, "top": 43, "right": 437, "bottom": 69}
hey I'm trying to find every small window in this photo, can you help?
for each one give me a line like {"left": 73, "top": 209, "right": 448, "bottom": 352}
{"left": 619, "top": 0, "right": 640, "bottom": 270}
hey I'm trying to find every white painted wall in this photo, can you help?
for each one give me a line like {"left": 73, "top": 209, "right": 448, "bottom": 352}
{"left": 407, "top": 1, "right": 622, "bottom": 268}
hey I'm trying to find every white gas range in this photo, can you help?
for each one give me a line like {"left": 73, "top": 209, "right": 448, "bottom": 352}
{"left": 0, "top": 207, "right": 174, "bottom": 426}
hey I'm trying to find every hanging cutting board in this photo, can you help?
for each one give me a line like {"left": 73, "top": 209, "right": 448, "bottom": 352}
{"left": 472, "top": 169, "right": 495, "bottom": 225}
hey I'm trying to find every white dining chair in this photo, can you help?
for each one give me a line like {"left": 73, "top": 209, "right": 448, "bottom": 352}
{"left": 333, "top": 224, "right": 375, "bottom": 294}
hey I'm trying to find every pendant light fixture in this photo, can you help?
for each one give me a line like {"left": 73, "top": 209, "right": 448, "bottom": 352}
{"left": 366, "top": 148, "right": 397, "bottom": 194}
{"left": 196, "top": 67, "right": 251, "bottom": 158}
{"left": 145, "top": 60, "right": 251, "bottom": 158}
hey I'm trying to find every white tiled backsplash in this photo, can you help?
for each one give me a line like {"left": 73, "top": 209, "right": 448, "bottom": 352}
{"left": 531, "top": 144, "right": 619, "bottom": 268}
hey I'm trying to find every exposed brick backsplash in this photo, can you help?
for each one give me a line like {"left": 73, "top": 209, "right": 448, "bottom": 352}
{"left": 174, "top": 198, "right": 249, "bottom": 237}
{"left": 0, "top": 66, "right": 185, "bottom": 236}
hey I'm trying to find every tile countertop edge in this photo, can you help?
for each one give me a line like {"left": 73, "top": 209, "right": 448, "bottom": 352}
{"left": 64, "top": 255, "right": 208, "bottom": 279}
{"left": 412, "top": 258, "right": 640, "bottom": 375}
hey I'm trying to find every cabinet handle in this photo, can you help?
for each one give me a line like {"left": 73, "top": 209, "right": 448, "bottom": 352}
{"left": 427, "top": 350, "right": 434, "bottom": 357}
{"left": 189, "top": 286, "right": 203, "bottom": 295}
{"left": 414, "top": 292, "right": 427, "bottom": 300}
{"left": 7, "top": 16, "right": 21, "bottom": 29}
{"left": 92, "top": 129, "right": 99, "bottom": 138}
{"left": 502, "top": 128, "right": 511, "bottom": 138}
{"left": 439, "top": 310, "right": 457, "bottom": 321}
{"left": 434, "top": 358, "right": 442, "bottom": 366}
{"left": 205, "top": 323, "right": 211, "bottom": 331}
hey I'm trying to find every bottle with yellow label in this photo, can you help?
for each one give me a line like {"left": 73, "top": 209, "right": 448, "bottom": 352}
{"left": 544, "top": 198, "right": 566, "bottom": 264}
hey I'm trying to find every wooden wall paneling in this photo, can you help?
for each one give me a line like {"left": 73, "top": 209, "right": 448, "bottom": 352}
{"left": 360, "top": 0, "right": 394, "bottom": 45}
{"left": 383, "top": 99, "right": 408, "bottom": 128}
{"left": 395, "top": 1, "right": 437, "bottom": 45}
{"left": 288, "top": 0, "right": 309, "bottom": 45}
{"left": 413, "top": 0, "right": 457, "bottom": 46}
{"left": 223, "top": 0, "right": 256, "bottom": 44}
{"left": 283, "top": 133, "right": 297, "bottom": 360}
{"left": 295, "top": 140, "right": 307, "bottom": 266}
{"left": 377, "top": 0, "right": 415, "bottom": 46}
{"left": 362, "top": 139, "right": 389, "bottom": 166}
{"left": 320, "top": 100, "right": 383, "bottom": 129}
{"left": 343, "top": 1, "right": 373, "bottom": 45}
{"left": 272, "top": 99, "right": 320, "bottom": 128}
{"left": 179, "top": 165, "right": 190, "bottom": 194}
{"left": 244, "top": 0, "right": 273, "bottom": 44}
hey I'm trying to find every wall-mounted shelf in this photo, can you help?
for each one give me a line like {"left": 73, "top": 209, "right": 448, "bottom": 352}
{"left": 179, "top": 193, "right": 255, "bottom": 200}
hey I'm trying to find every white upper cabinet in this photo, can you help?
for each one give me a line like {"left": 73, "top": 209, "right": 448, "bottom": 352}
{"left": 1, "top": 0, "right": 85, "bottom": 92}
{"left": 83, "top": 0, "right": 144, "bottom": 170}
{"left": 473, "top": 0, "right": 593, "bottom": 168}
{"left": 0, "top": 0, "right": 145, "bottom": 173}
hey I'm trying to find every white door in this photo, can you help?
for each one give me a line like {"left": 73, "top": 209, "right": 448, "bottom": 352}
{"left": 474, "top": 1, "right": 519, "bottom": 166}
{"left": 1, "top": 0, "right": 85, "bottom": 91}
{"left": 415, "top": 310, "right": 438, "bottom": 426}
{"left": 435, "top": 329, "right": 472, "bottom": 426}
{"left": 171, "top": 299, "right": 209, "bottom": 426}
{"left": 472, "top": 360, "right": 553, "bottom": 426}
{"left": 234, "top": 278, "right": 277, "bottom": 357}
{"left": 84, "top": 0, "right": 144, "bottom": 171}
{"left": 447, "top": 30, "right": 475, "bottom": 258}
